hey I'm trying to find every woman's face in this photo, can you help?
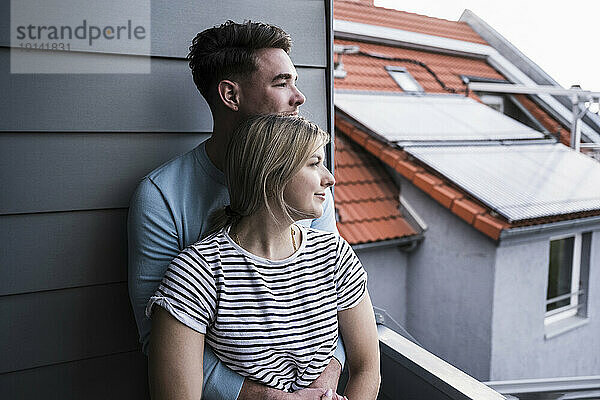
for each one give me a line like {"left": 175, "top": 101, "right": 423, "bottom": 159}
{"left": 283, "top": 146, "right": 335, "bottom": 221}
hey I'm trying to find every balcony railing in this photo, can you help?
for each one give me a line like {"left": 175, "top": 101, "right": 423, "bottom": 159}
{"left": 374, "top": 325, "right": 505, "bottom": 400}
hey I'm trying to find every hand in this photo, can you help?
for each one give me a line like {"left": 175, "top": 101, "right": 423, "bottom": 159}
{"left": 308, "top": 358, "right": 342, "bottom": 390}
{"left": 321, "top": 388, "right": 348, "bottom": 400}
{"left": 290, "top": 388, "right": 347, "bottom": 400}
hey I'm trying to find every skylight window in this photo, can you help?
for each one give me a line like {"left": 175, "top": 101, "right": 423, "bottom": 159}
{"left": 385, "top": 66, "right": 423, "bottom": 93}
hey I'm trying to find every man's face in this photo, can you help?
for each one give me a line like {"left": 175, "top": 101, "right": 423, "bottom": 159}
{"left": 237, "top": 48, "right": 306, "bottom": 116}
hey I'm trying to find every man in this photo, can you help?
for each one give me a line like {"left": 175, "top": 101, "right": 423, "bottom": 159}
{"left": 128, "top": 21, "right": 345, "bottom": 400}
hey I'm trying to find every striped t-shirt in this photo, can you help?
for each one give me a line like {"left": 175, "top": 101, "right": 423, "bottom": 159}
{"left": 146, "top": 225, "right": 367, "bottom": 391}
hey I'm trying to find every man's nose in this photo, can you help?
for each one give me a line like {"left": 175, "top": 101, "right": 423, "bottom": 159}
{"left": 292, "top": 86, "right": 306, "bottom": 106}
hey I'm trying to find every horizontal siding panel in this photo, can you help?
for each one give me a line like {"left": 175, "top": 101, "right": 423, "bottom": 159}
{"left": 150, "top": 0, "right": 327, "bottom": 65}
{"left": 0, "top": 49, "right": 327, "bottom": 132}
{"left": 299, "top": 67, "right": 328, "bottom": 129}
{"left": 0, "top": 69, "right": 326, "bottom": 214}
{"left": 0, "top": 209, "right": 128, "bottom": 296}
{"left": 1, "top": 1, "right": 326, "bottom": 66}
{"left": 0, "top": 50, "right": 212, "bottom": 132}
{"left": 0, "top": 351, "right": 148, "bottom": 400}
{"left": 0, "top": 132, "right": 208, "bottom": 214}
{"left": 0, "top": 283, "right": 139, "bottom": 373}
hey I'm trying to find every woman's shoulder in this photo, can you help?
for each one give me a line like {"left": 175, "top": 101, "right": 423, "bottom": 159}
{"left": 177, "top": 229, "right": 229, "bottom": 265}
{"left": 193, "top": 228, "right": 227, "bottom": 248}
{"left": 302, "top": 226, "right": 341, "bottom": 248}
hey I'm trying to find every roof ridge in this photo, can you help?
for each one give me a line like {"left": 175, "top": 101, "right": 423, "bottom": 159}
{"left": 335, "top": 0, "right": 474, "bottom": 26}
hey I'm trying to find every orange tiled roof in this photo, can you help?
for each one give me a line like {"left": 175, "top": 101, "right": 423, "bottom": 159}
{"left": 334, "top": 39, "right": 502, "bottom": 96}
{"left": 334, "top": 132, "right": 417, "bottom": 245}
{"left": 334, "top": 0, "right": 488, "bottom": 44}
{"left": 513, "top": 94, "right": 569, "bottom": 144}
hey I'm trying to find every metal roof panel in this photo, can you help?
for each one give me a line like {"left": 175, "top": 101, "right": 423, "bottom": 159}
{"left": 335, "top": 92, "right": 545, "bottom": 143}
{"left": 405, "top": 143, "right": 600, "bottom": 222}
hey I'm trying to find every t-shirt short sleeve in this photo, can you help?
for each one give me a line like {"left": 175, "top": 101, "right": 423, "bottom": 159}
{"left": 334, "top": 236, "right": 368, "bottom": 311}
{"left": 145, "top": 246, "right": 217, "bottom": 334}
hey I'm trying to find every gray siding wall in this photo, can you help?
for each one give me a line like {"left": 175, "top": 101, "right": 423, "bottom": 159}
{"left": 1, "top": 1, "right": 332, "bottom": 397}
{"left": 490, "top": 230, "right": 600, "bottom": 380}
{"left": 356, "top": 247, "right": 409, "bottom": 326}
{"left": 393, "top": 174, "right": 497, "bottom": 381}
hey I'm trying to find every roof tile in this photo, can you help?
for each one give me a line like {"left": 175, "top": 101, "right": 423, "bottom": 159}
{"left": 334, "top": 132, "right": 418, "bottom": 245}
{"left": 338, "top": 199, "right": 400, "bottom": 223}
{"left": 334, "top": 0, "right": 488, "bottom": 44}
{"left": 473, "top": 214, "right": 509, "bottom": 240}
{"left": 412, "top": 172, "right": 445, "bottom": 193}
{"left": 336, "top": 118, "right": 355, "bottom": 135}
{"left": 365, "top": 138, "right": 386, "bottom": 157}
{"left": 335, "top": 182, "right": 395, "bottom": 202}
{"left": 380, "top": 147, "right": 406, "bottom": 167}
{"left": 334, "top": 39, "right": 503, "bottom": 94}
{"left": 338, "top": 218, "right": 416, "bottom": 245}
{"left": 350, "top": 127, "right": 371, "bottom": 146}
{"left": 429, "top": 185, "right": 464, "bottom": 209}
{"left": 451, "top": 199, "right": 488, "bottom": 225}
{"left": 394, "top": 160, "right": 422, "bottom": 180}
{"left": 513, "top": 94, "right": 569, "bottom": 144}
{"left": 336, "top": 164, "right": 384, "bottom": 184}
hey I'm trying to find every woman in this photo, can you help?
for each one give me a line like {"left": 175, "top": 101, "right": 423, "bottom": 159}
{"left": 146, "top": 115, "right": 380, "bottom": 399}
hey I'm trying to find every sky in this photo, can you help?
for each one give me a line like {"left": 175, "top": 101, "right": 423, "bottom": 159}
{"left": 374, "top": 0, "right": 600, "bottom": 94}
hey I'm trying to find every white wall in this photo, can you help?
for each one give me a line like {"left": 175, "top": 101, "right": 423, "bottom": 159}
{"left": 393, "top": 173, "right": 498, "bottom": 381}
{"left": 490, "top": 230, "right": 600, "bottom": 380}
{"left": 356, "top": 246, "right": 409, "bottom": 326}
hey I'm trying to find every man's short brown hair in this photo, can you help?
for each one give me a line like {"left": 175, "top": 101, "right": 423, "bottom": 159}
{"left": 188, "top": 20, "right": 292, "bottom": 105}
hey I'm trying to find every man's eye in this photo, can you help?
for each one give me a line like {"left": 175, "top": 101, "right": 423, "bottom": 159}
{"left": 275, "top": 82, "right": 287, "bottom": 87}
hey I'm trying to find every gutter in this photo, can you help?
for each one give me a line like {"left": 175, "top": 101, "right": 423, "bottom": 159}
{"left": 350, "top": 195, "right": 428, "bottom": 252}
{"left": 333, "top": 19, "right": 600, "bottom": 143}
{"left": 499, "top": 215, "right": 600, "bottom": 245}
{"left": 351, "top": 233, "right": 424, "bottom": 252}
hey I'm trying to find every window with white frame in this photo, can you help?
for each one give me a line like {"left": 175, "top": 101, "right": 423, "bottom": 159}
{"left": 385, "top": 66, "right": 423, "bottom": 93}
{"left": 545, "top": 233, "right": 583, "bottom": 325}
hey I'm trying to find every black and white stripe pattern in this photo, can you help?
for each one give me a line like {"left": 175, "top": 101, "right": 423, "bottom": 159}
{"left": 147, "top": 226, "right": 367, "bottom": 391}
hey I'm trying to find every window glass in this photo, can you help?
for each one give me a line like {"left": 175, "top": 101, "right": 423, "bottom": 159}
{"left": 385, "top": 67, "right": 423, "bottom": 92}
{"left": 547, "top": 236, "right": 574, "bottom": 311}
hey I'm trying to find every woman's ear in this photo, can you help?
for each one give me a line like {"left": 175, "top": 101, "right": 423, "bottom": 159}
{"left": 217, "top": 80, "right": 240, "bottom": 112}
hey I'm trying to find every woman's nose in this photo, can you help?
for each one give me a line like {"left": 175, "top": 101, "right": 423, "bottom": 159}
{"left": 322, "top": 169, "right": 335, "bottom": 188}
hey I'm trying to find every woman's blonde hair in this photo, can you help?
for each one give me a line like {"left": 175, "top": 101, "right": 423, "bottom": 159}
{"left": 205, "top": 114, "right": 330, "bottom": 238}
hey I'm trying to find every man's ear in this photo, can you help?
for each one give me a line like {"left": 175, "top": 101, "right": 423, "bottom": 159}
{"left": 217, "top": 80, "right": 240, "bottom": 112}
